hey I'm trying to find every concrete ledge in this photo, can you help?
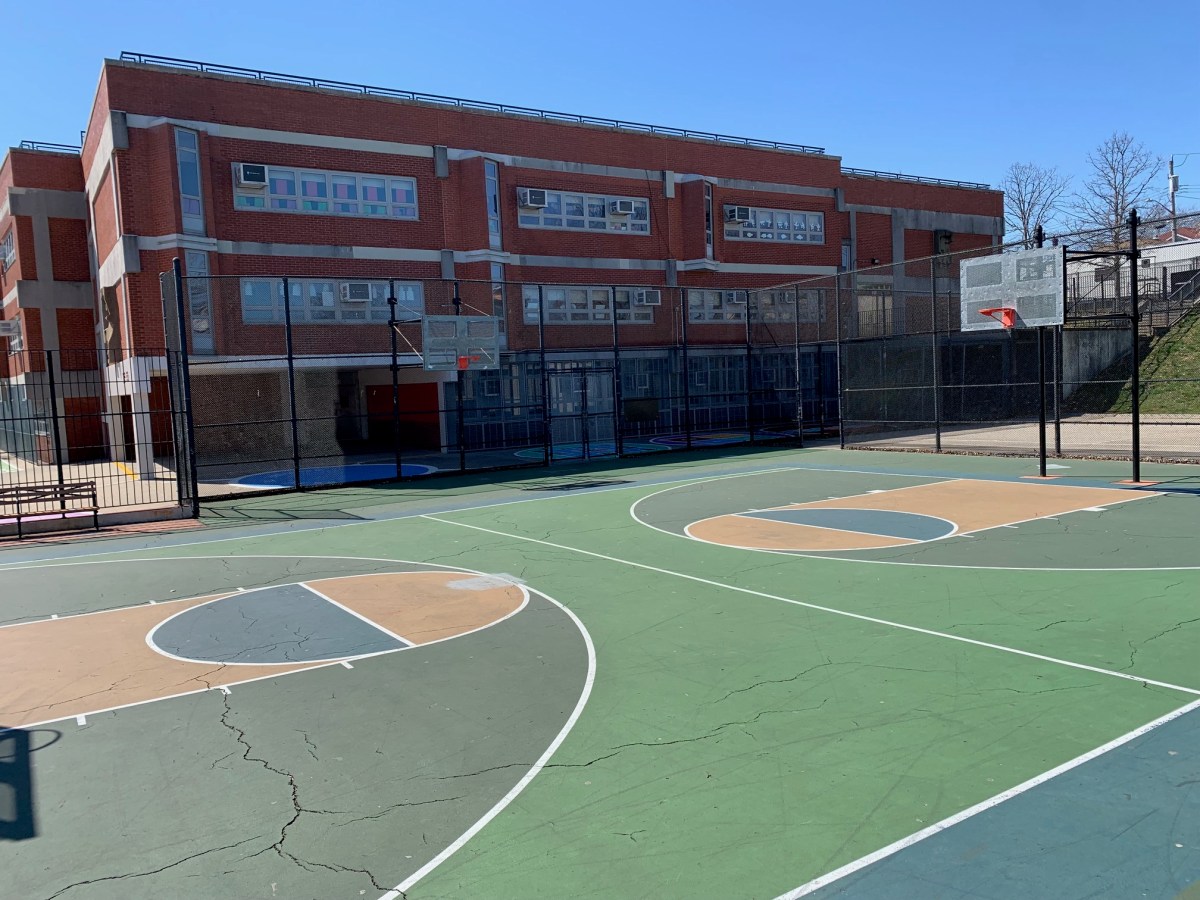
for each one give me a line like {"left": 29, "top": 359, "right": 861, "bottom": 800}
{"left": 0, "top": 503, "right": 186, "bottom": 539}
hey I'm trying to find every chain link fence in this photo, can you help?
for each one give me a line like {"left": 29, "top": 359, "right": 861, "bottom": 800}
{"left": 171, "top": 275, "right": 841, "bottom": 499}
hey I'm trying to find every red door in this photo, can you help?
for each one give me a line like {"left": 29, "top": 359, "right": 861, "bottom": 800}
{"left": 365, "top": 383, "right": 441, "bottom": 450}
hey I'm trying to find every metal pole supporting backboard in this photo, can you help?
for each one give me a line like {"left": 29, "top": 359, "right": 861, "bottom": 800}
{"left": 170, "top": 258, "right": 200, "bottom": 516}
{"left": 1129, "top": 209, "right": 1141, "bottom": 483}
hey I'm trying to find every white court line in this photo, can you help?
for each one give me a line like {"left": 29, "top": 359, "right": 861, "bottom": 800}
{"left": 629, "top": 473, "right": 1176, "bottom": 571}
{"left": 777, "top": 695, "right": 1200, "bottom": 898}
{"left": 301, "top": 582, "right": 415, "bottom": 646}
{"left": 378, "top": 591, "right": 597, "bottom": 900}
{"left": 0, "top": 462, "right": 810, "bottom": 571}
{"left": 420, "top": 515, "right": 1200, "bottom": 697}
{"left": 6, "top": 559, "right": 535, "bottom": 729}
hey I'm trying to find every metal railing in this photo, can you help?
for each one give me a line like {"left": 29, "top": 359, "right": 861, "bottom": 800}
{"left": 117, "top": 52, "right": 830, "bottom": 156}
{"left": 840, "top": 167, "right": 990, "bottom": 191}
{"left": 17, "top": 141, "right": 82, "bottom": 154}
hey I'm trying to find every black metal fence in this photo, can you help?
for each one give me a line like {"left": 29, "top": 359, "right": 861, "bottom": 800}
{"left": 0, "top": 347, "right": 185, "bottom": 518}
{"left": 169, "top": 272, "right": 841, "bottom": 499}
{"left": 784, "top": 211, "right": 1200, "bottom": 466}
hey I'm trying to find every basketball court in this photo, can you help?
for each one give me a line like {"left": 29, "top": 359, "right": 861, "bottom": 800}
{"left": 4, "top": 442, "right": 1200, "bottom": 898}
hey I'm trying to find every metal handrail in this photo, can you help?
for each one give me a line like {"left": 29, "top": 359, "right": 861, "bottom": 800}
{"left": 117, "top": 52, "right": 830, "bottom": 156}
{"left": 17, "top": 141, "right": 81, "bottom": 154}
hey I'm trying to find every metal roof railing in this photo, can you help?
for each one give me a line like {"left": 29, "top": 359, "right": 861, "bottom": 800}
{"left": 841, "top": 166, "right": 990, "bottom": 191}
{"left": 118, "top": 52, "right": 829, "bottom": 156}
{"left": 115, "top": 52, "right": 994, "bottom": 191}
{"left": 18, "top": 141, "right": 82, "bottom": 154}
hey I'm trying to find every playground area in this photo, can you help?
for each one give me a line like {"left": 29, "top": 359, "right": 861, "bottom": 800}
{"left": 3, "top": 445, "right": 1200, "bottom": 898}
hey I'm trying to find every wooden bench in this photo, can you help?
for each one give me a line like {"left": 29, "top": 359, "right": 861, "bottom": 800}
{"left": 0, "top": 481, "right": 100, "bottom": 539}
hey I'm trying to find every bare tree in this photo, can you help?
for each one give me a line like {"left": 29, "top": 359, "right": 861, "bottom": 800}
{"left": 1069, "top": 131, "right": 1162, "bottom": 248}
{"left": 1000, "top": 162, "right": 1070, "bottom": 247}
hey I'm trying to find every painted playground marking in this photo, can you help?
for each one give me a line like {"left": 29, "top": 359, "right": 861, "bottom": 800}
{"left": 0, "top": 554, "right": 598, "bottom": 900}
{"left": 1, "top": 562, "right": 534, "bottom": 728}
{"left": 420, "top": 514, "right": 1200, "bottom": 698}
{"left": 628, "top": 469, "right": 1182, "bottom": 571}
{"left": 775, "top": 695, "right": 1200, "bottom": 898}
{"left": 661, "top": 477, "right": 1155, "bottom": 555}
{"left": 0, "top": 462, "right": 1187, "bottom": 575}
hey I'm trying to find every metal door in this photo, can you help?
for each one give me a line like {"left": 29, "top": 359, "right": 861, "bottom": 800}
{"left": 546, "top": 367, "right": 617, "bottom": 461}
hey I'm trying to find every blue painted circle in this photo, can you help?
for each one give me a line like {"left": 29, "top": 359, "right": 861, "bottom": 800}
{"left": 237, "top": 462, "right": 436, "bottom": 488}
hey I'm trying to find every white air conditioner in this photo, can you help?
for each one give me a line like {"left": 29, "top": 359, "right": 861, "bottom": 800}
{"left": 339, "top": 282, "right": 372, "bottom": 302}
{"left": 235, "top": 163, "right": 268, "bottom": 188}
{"left": 1139, "top": 257, "right": 1153, "bottom": 267}
{"left": 518, "top": 188, "right": 548, "bottom": 209}
{"left": 724, "top": 205, "right": 752, "bottom": 224}
{"left": 722, "top": 290, "right": 747, "bottom": 304}
{"left": 609, "top": 199, "right": 636, "bottom": 216}
{"left": 635, "top": 289, "right": 662, "bottom": 307}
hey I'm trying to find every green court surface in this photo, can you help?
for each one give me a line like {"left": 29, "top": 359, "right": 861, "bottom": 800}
{"left": 3, "top": 447, "right": 1200, "bottom": 899}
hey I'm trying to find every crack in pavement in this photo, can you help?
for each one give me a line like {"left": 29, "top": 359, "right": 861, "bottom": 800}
{"left": 216, "top": 691, "right": 388, "bottom": 892}
{"left": 39, "top": 836, "right": 262, "bottom": 900}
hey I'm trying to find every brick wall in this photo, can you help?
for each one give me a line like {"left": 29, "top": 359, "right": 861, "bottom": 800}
{"left": 92, "top": 167, "right": 118, "bottom": 263}
{"left": 49, "top": 218, "right": 91, "bottom": 281}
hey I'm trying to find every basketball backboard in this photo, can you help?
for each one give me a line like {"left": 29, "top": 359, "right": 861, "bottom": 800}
{"left": 960, "top": 246, "right": 1064, "bottom": 331}
{"left": 421, "top": 315, "right": 501, "bottom": 371}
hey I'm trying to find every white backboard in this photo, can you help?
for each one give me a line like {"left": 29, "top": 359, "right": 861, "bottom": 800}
{"left": 960, "top": 247, "right": 1064, "bottom": 331}
{"left": 421, "top": 315, "right": 501, "bottom": 371}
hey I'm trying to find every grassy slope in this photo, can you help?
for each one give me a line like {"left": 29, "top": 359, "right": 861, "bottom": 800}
{"left": 1065, "top": 309, "right": 1200, "bottom": 414}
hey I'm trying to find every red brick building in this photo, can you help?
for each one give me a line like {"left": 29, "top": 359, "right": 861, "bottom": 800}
{"left": 2, "top": 52, "right": 1003, "bottom": 479}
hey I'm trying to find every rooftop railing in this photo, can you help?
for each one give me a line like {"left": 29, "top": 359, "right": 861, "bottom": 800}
{"left": 18, "top": 141, "right": 81, "bottom": 154}
{"left": 116, "top": 52, "right": 992, "bottom": 191}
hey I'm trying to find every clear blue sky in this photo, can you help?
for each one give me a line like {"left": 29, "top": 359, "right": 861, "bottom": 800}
{"left": 6, "top": 0, "right": 1199, "bottom": 206}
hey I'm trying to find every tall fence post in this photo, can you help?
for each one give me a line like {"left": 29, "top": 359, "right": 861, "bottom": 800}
{"left": 170, "top": 258, "right": 200, "bottom": 516}
{"left": 44, "top": 350, "right": 66, "bottom": 508}
{"left": 610, "top": 285, "right": 624, "bottom": 456}
{"left": 930, "top": 258, "right": 942, "bottom": 452}
{"left": 681, "top": 289, "right": 693, "bottom": 449}
{"left": 744, "top": 295, "right": 755, "bottom": 442}
{"left": 453, "top": 281, "right": 466, "bottom": 473}
{"left": 1054, "top": 324, "right": 1063, "bottom": 456}
{"left": 388, "top": 279, "right": 403, "bottom": 480}
{"left": 280, "top": 276, "right": 302, "bottom": 490}
{"left": 537, "top": 284, "right": 551, "bottom": 465}
{"left": 835, "top": 275, "right": 845, "bottom": 449}
{"left": 794, "top": 290, "right": 804, "bottom": 448}
{"left": 1129, "top": 209, "right": 1141, "bottom": 483}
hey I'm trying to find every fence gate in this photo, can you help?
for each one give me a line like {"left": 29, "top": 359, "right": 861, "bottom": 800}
{"left": 547, "top": 367, "right": 617, "bottom": 461}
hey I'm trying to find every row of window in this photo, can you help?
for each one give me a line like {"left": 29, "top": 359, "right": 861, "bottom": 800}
{"left": 235, "top": 166, "right": 420, "bottom": 220}
{"left": 0, "top": 229, "right": 13, "bottom": 270}
{"left": 724, "top": 205, "right": 825, "bottom": 243}
{"left": 241, "top": 279, "right": 424, "bottom": 325}
{"left": 516, "top": 190, "right": 650, "bottom": 234}
{"left": 234, "top": 279, "right": 826, "bottom": 328}
{"left": 521, "top": 286, "right": 655, "bottom": 325}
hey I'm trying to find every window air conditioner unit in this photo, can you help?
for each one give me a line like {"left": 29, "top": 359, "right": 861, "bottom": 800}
{"left": 608, "top": 199, "right": 636, "bottom": 216}
{"left": 635, "top": 289, "right": 662, "bottom": 307}
{"left": 722, "top": 290, "right": 747, "bottom": 304}
{"left": 339, "top": 282, "right": 372, "bottom": 302}
{"left": 1139, "top": 257, "right": 1153, "bottom": 267}
{"left": 518, "top": 188, "right": 548, "bottom": 209}
{"left": 235, "top": 163, "right": 268, "bottom": 188}
{"left": 725, "top": 206, "right": 752, "bottom": 224}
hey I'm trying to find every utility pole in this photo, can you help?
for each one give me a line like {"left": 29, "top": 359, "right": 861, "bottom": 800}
{"left": 1169, "top": 156, "right": 1178, "bottom": 242}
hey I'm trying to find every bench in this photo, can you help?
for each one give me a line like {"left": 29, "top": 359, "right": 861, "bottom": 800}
{"left": 0, "top": 481, "right": 100, "bottom": 539}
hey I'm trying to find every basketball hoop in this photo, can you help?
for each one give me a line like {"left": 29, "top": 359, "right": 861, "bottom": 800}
{"left": 979, "top": 306, "right": 1017, "bottom": 329}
